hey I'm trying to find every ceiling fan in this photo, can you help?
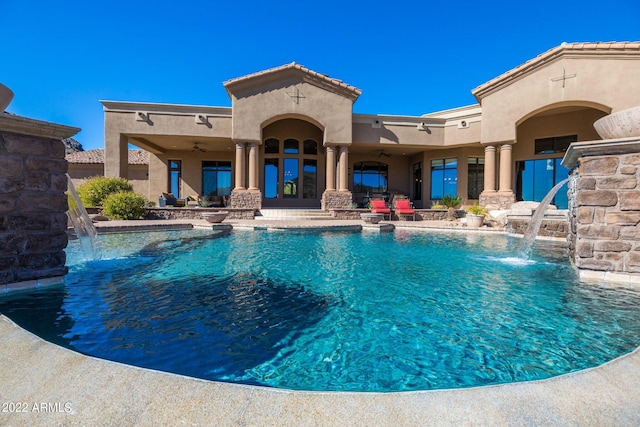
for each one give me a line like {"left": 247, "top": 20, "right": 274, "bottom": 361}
{"left": 192, "top": 143, "right": 207, "bottom": 152}
{"left": 376, "top": 149, "right": 392, "bottom": 158}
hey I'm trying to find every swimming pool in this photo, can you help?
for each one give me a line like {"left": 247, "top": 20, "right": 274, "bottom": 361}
{"left": 2, "top": 228, "right": 640, "bottom": 392}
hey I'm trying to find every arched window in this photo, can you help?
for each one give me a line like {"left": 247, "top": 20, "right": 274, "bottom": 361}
{"left": 353, "top": 161, "right": 388, "bottom": 194}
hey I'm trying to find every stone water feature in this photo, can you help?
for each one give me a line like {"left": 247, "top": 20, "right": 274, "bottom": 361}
{"left": 0, "top": 84, "right": 80, "bottom": 292}
{"left": 562, "top": 106, "right": 640, "bottom": 286}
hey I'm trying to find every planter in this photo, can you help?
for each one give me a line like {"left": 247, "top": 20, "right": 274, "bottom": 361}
{"left": 360, "top": 213, "right": 383, "bottom": 224}
{"left": 0, "top": 83, "right": 13, "bottom": 111}
{"left": 201, "top": 211, "right": 229, "bottom": 223}
{"left": 593, "top": 106, "right": 640, "bottom": 139}
{"left": 466, "top": 214, "right": 485, "bottom": 228}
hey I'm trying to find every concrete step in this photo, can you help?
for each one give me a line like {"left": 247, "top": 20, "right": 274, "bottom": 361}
{"left": 256, "top": 209, "right": 334, "bottom": 220}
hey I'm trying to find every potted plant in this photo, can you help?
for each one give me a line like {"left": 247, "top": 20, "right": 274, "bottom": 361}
{"left": 440, "top": 195, "right": 463, "bottom": 221}
{"left": 466, "top": 202, "right": 487, "bottom": 227}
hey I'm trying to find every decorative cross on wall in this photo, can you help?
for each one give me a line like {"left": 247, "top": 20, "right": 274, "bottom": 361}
{"left": 551, "top": 69, "right": 577, "bottom": 88}
{"left": 287, "top": 87, "right": 305, "bottom": 104}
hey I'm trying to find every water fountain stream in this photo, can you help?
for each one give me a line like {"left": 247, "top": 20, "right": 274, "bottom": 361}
{"left": 66, "top": 174, "right": 101, "bottom": 260}
{"left": 516, "top": 178, "right": 570, "bottom": 258}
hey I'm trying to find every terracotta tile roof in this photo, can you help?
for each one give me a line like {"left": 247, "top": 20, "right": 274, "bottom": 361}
{"left": 224, "top": 62, "right": 362, "bottom": 99}
{"left": 66, "top": 149, "right": 149, "bottom": 165}
{"left": 472, "top": 41, "right": 640, "bottom": 100}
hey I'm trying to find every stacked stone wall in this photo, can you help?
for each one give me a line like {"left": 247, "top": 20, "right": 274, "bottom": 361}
{"left": 229, "top": 189, "right": 262, "bottom": 210}
{"left": 0, "top": 130, "right": 69, "bottom": 288}
{"left": 145, "top": 207, "right": 255, "bottom": 220}
{"left": 321, "top": 190, "right": 352, "bottom": 210}
{"left": 571, "top": 153, "right": 640, "bottom": 275}
{"left": 479, "top": 191, "right": 516, "bottom": 210}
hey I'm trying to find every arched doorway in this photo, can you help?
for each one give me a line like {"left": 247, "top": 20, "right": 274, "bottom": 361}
{"left": 513, "top": 105, "right": 608, "bottom": 208}
{"left": 261, "top": 118, "right": 325, "bottom": 208}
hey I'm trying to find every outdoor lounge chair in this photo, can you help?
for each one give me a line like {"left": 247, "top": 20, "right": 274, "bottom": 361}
{"left": 370, "top": 199, "right": 391, "bottom": 220}
{"left": 394, "top": 199, "right": 415, "bottom": 221}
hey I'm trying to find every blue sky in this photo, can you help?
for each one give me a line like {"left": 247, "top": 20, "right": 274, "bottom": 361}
{"left": 1, "top": 0, "right": 638, "bottom": 150}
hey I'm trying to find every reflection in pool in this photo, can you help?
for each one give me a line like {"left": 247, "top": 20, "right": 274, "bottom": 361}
{"left": 1, "top": 229, "right": 640, "bottom": 392}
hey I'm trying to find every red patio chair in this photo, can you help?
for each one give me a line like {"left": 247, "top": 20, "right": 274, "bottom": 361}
{"left": 370, "top": 199, "right": 391, "bottom": 220}
{"left": 394, "top": 199, "right": 415, "bottom": 221}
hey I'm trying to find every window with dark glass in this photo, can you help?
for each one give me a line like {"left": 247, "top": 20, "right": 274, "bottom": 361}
{"left": 353, "top": 161, "right": 388, "bottom": 194}
{"left": 467, "top": 157, "right": 484, "bottom": 200}
{"left": 264, "top": 138, "right": 279, "bottom": 154}
{"left": 202, "top": 161, "right": 232, "bottom": 196}
{"left": 430, "top": 158, "right": 457, "bottom": 200}
{"left": 303, "top": 159, "right": 317, "bottom": 199}
{"left": 283, "top": 158, "right": 298, "bottom": 198}
{"left": 169, "top": 160, "right": 181, "bottom": 198}
{"left": 516, "top": 158, "right": 569, "bottom": 208}
{"left": 413, "top": 162, "right": 422, "bottom": 201}
{"left": 264, "top": 158, "right": 279, "bottom": 198}
{"left": 534, "top": 135, "right": 576, "bottom": 154}
{"left": 303, "top": 139, "right": 318, "bottom": 155}
{"left": 283, "top": 139, "right": 299, "bottom": 154}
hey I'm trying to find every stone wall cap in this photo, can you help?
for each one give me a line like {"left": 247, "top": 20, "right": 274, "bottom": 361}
{"left": 562, "top": 137, "right": 640, "bottom": 168}
{"left": 0, "top": 112, "right": 80, "bottom": 139}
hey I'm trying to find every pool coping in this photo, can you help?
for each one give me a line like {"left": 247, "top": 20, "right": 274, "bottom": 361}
{"left": 3, "top": 219, "right": 640, "bottom": 425}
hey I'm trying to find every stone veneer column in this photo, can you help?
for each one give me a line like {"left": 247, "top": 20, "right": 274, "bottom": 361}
{"left": 499, "top": 143, "right": 513, "bottom": 192}
{"left": 325, "top": 145, "right": 336, "bottom": 191}
{"left": 234, "top": 142, "right": 246, "bottom": 190}
{"left": 248, "top": 143, "right": 258, "bottom": 190}
{"left": 338, "top": 145, "right": 349, "bottom": 191}
{"left": 0, "top": 113, "right": 79, "bottom": 291}
{"left": 564, "top": 142, "right": 640, "bottom": 285}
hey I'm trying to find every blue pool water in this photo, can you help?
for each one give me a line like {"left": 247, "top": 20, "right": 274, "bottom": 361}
{"left": 2, "top": 228, "right": 640, "bottom": 392}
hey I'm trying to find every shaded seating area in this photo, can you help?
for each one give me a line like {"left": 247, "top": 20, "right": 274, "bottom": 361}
{"left": 394, "top": 199, "right": 416, "bottom": 221}
{"left": 370, "top": 199, "right": 391, "bottom": 220}
{"left": 159, "top": 192, "right": 186, "bottom": 207}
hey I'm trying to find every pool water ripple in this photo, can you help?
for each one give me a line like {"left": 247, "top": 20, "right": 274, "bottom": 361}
{"left": 1, "top": 229, "right": 640, "bottom": 392}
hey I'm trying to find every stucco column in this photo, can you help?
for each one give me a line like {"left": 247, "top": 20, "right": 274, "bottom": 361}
{"left": 483, "top": 145, "right": 497, "bottom": 192}
{"left": 248, "top": 143, "right": 259, "bottom": 190}
{"left": 326, "top": 145, "right": 336, "bottom": 191}
{"left": 105, "top": 133, "right": 128, "bottom": 179}
{"left": 338, "top": 145, "right": 349, "bottom": 192}
{"left": 499, "top": 143, "right": 513, "bottom": 192}
{"left": 234, "top": 142, "right": 246, "bottom": 190}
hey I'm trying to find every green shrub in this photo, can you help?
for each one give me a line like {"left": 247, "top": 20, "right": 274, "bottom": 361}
{"left": 76, "top": 176, "right": 133, "bottom": 207}
{"left": 466, "top": 202, "right": 488, "bottom": 216}
{"left": 440, "top": 194, "right": 463, "bottom": 209}
{"left": 103, "top": 191, "right": 148, "bottom": 220}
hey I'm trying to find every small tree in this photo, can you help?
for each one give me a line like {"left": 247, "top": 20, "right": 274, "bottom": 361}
{"left": 103, "top": 191, "right": 148, "bottom": 220}
{"left": 76, "top": 176, "right": 133, "bottom": 207}
{"left": 440, "top": 195, "right": 463, "bottom": 220}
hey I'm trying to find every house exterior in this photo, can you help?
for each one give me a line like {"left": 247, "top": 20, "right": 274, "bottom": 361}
{"left": 66, "top": 149, "right": 149, "bottom": 196}
{"left": 102, "top": 42, "right": 640, "bottom": 211}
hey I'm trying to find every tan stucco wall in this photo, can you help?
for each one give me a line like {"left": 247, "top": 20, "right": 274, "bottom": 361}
{"left": 230, "top": 80, "right": 354, "bottom": 145}
{"left": 103, "top": 103, "right": 233, "bottom": 179}
{"left": 402, "top": 146, "right": 484, "bottom": 206}
{"left": 513, "top": 109, "right": 606, "bottom": 161}
{"left": 478, "top": 55, "right": 640, "bottom": 145}
{"left": 149, "top": 150, "right": 235, "bottom": 200}
{"left": 68, "top": 164, "right": 149, "bottom": 198}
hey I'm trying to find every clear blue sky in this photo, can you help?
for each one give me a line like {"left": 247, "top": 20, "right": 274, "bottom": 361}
{"left": 1, "top": 0, "right": 638, "bottom": 150}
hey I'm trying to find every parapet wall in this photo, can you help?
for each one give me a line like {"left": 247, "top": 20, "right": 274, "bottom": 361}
{"left": 0, "top": 114, "right": 79, "bottom": 291}
{"left": 564, "top": 138, "right": 640, "bottom": 285}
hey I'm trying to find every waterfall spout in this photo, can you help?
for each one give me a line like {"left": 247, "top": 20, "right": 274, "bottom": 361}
{"left": 66, "top": 174, "right": 101, "bottom": 260}
{"left": 517, "top": 178, "right": 570, "bottom": 258}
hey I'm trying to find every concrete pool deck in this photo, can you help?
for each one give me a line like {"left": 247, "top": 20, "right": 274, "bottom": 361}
{"left": 2, "top": 218, "right": 640, "bottom": 425}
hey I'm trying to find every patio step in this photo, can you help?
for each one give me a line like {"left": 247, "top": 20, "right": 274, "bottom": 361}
{"left": 256, "top": 209, "right": 334, "bottom": 220}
